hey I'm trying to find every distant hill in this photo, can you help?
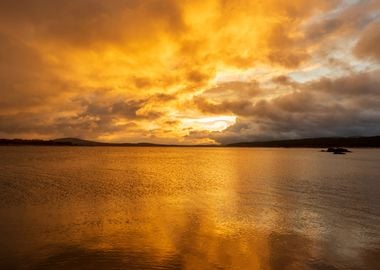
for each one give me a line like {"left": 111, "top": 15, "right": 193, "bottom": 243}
{"left": 226, "top": 136, "right": 380, "bottom": 148}
{"left": 0, "top": 138, "right": 163, "bottom": 147}
{"left": 51, "top": 138, "right": 105, "bottom": 146}
{"left": 0, "top": 139, "right": 63, "bottom": 146}
{"left": 0, "top": 136, "right": 380, "bottom": 147}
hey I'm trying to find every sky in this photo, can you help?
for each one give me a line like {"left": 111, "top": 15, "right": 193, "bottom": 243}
{"left": 0, "top": 0, "right": 379, "bottom": 144}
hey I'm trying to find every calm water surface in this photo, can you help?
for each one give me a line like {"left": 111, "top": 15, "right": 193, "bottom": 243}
{"left": 0, "top": 147, "right": 379, "bottom": 269}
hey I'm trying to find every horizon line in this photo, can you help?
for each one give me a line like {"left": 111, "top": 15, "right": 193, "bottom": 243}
{"left": 1, "top": 135, "right": 380, "bottom": 147}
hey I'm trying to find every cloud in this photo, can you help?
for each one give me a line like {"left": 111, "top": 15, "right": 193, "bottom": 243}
{"left": 0, "top": 0, "right": 379, "bottom": 143}
{"left": 0, "top": 0, "right": 186, "bottom": 47}
{"left": 206, "top": 70, "right": 380, "bottom": 144}
{"left": 0, "top": 33, "right": 68, "bottom": 112}
{"left": 354, "top": 20, "right": 380, "bottom": 62}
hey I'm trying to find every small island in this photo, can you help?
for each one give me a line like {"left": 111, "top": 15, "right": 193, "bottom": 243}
{"left": 321, "top": 147, "right": 352, "bottom": 155}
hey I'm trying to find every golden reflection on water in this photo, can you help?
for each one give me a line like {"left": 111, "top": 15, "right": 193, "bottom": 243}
{"left": 0, "top": 147, "right": 380, "bottom": 269}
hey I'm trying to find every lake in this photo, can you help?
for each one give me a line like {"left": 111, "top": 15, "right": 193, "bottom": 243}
{"left": 0, "top": 147, "right": 379, "bottom": 269}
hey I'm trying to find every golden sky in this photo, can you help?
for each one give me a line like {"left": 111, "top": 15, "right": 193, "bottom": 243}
{"left": 0, "top": 0, "right": 379, "bottom": 144}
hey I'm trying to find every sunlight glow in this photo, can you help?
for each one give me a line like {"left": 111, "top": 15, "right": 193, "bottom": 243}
{"left": 181, "top": 116, "right": 236, "bottom": 132}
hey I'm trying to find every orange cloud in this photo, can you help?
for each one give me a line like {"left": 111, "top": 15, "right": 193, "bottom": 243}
{"left": 0, "top": 0, "right": 379, "bottom": 143}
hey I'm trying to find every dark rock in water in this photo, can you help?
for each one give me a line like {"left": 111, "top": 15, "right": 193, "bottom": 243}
{"left": 335, "top": 147, "right": 351, "bottom": 153}
{"left": 323, "top": 147, "right": 351, "bottom": 154}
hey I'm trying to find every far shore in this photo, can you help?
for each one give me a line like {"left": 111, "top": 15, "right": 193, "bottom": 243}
{"left": 1, "top": 136, "right": 380, "bottom": 148}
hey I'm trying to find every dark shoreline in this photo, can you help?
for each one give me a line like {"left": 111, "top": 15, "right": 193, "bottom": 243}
{"left": 1, "top": 136, "right": 380, "bottom": 148}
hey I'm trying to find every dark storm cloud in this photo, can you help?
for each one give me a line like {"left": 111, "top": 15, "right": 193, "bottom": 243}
{"left": 266, "top": 24, "right": 310, "bottom": 68}
{"left": 197, "top": 80, "right": 261, "bottom": 101}
{"left": 0, "top": 93, "right": 166, "bottom": 139}
{"left": 306, "top": 70, "right": 380, "bottom": 97}
{"left": 305, "top": 0, "right": 380, "bottom": 40}
{"left": 354, "top": 20, "right": 380, "bottom": 62}
{"left": 192, "top": 80, "right": 261, "bottom": 116}
{"left": 194, "top": 97, "right": 255, "bottom": 116}
{"left": 0, "top": 0, "right": 185, "bottom": 47}
{"left": 78, "top": 93, "right": 172, "bottom": 121}
{"left": 82, "top": 99, "right": 146, "bottom": 120}
{"left": 302, "top": 0, "right": 380, "bottom": 63}
{"left": 0, "top": 111, "right": 140, "bottom": 139}
{"left": 0, "top": 32, "right": 69, "bottom": 111}
{"left": 198, "top": 70, "right": 380, "bottom": 144}
{"left": 0, "top": 0, "right": 379, "bottom": 143}
{"left": 271, "top": 75, "right": 296, "bottom": 86}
